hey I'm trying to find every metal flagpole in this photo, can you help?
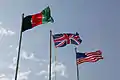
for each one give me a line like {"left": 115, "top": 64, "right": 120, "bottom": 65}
{"left": 75, "top": 47, "right": 80, "bottom": 80}
{"left": 49, "top": 30, "right": 52, "bottom": 80}
{"left": 14, "top": 13, "right": 24, "bottom": 80}
{"left": 76, "top": 63, "right": 79, "bottom": 80}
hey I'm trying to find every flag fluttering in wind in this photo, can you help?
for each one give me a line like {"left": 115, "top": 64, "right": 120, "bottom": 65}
{"left": 76, "top": 50, "right": 103, "bottom": 64}
{"left": 22, "top": 6, "right": 54, "bottom": 32}
{"left": 52, "top": 32, "right": 82, "bottom": 48}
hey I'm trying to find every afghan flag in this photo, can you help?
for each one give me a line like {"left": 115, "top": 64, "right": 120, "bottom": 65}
{"left": 22, "top": 6, "right": 54, "bottom": 32}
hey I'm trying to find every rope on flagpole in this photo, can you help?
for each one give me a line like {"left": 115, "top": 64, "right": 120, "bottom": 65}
{"left": 75, "top": 46, "right": 80, "bottom": 80}
{"left": 54, "top": 46, "right": 57, "bottom": 80}
{"left": 51, "top": 30, "right": 57, "bottom": 80}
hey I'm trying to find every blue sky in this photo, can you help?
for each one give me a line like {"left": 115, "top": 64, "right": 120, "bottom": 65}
{"left": 0, "top": 0, "right": 120, "bottom": 80}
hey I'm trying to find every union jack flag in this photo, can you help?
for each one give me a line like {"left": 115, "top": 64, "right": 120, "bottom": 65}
{"left": 52, "top": 32, "right": 82, "bottom": 48}
{"left": 76, "top": 50, "right": 103, "bottom": 64}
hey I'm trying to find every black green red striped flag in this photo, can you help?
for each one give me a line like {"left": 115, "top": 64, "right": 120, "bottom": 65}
{"left": 22, "top": 6, "right": 54, "bottom": 32}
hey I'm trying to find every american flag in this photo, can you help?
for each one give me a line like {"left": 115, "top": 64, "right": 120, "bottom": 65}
{"left": 52, "top": 32, "right": 82, "bottom": 48}
{"left": 76, "top": 50, "right": 103, "bottom": 64}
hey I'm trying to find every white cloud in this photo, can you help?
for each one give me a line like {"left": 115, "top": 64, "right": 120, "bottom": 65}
{"left": 9, "top": 49, "right": 44, "bottom": 71}
{"left": 45, "top": 76, "right": 48, "bottom": 79}
{"left": 15, "top": 47, "right": 40, "bottom": 61}
{"left": 15, "top": 46, "right": 48, "bottom": 63}
{"left": 21, "top": 51, "right": 39, "bottom": 61}
{"left": 0, "top": 27, "right": 15, "bottom": 36}
{"left": 0, "top": 74, "right": 10, "bottom": 80}
{"left": 0, "top": 27, "right": 15, "bottom": 46}
{"left": 36, "top": 61, "right": 68, "bottom": 79}
{"left": 8, "top": 57, "right": 17, "bottom": 70}
{"left": 0, "top": 74, "right": 6, "bottom": 78}
{"left": 0, "top": 77, "right": 10, "bottom": 80}
{"left": 36, "top": 70, "right": 47, "bottom": 76}
{"left": 0, "top": 22, "right": 2, "bottom": 25}
{"left": 9, "top": 45, "right": 13, "bottom": 48}
{"left": 9, "top": 54, "right": 36, "bottom": 70}
{"left": 17, "top": 70, "right": 31, "bottom": 80}
{"left": 16, "top": 46, "right": 19, "bottom": 52}
{"left": 51, "top": 61, "right": 68, "bottom": 78}
{"left": 2, "top": 70, "right": 32, "bottom": 80}
{"left": 0, "top": 71, "right": 31, "bottom": 80}
{"left": 40, "top": 59, "right": 48, "bottom": 63}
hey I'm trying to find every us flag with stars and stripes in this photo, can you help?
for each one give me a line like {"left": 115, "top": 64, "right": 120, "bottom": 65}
{"left": 76, "top": 50, "right": 103, "bottom": 64}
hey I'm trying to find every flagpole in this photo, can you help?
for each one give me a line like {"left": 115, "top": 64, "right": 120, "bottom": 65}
{"left": 75, "top": 47, "right": 80, "bottom": 80}
{"left": 76, "top": 64, "right": 79, "bottom": 80}
{"left": 54, "top": 48, "right": 57, "bottom": 80}
{"left": 49, "top": 30, "right": 52, "bottom": 80}
{"left": 14, "top": 13, "right": 24, "bottom": 80}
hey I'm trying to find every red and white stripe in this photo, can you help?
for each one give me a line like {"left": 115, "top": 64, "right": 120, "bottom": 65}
{"left": 77, "top": 50, "right": 103, "bottom": 64}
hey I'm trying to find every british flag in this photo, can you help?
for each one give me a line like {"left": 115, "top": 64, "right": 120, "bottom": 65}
{"left": 76, "top": 50, "right": 103, "bottom": 64}
{"left": 52, "top": 32, "right": 82, "bottom": 48}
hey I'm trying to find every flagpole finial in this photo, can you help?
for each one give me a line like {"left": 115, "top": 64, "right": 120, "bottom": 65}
{"left": 50, "top": 30, "right": 52, "bottom": 33}
{"left": 22, "top": 13, "right": 24, "bottom": 18}
{"left": 75, "top": 47, "right": 77, "bottom": 53}
{"left": 76, "top": 32, "right": 79, "bottom": 35}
